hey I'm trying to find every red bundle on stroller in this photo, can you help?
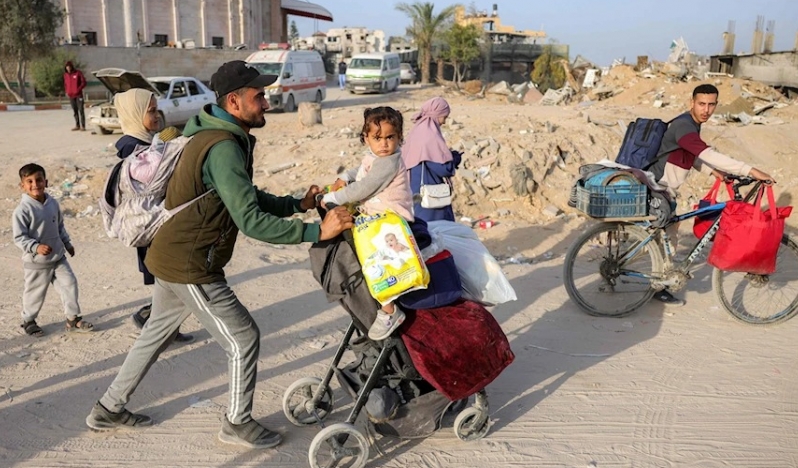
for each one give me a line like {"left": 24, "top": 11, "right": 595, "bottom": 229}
{"left": 286, "top": 218, "right": 514, "bottom": 468}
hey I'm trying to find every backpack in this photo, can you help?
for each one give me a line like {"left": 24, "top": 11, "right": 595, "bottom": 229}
{"left": 100, "top": 131, "right": 231, "bottom": 248}
{"left": 615, "top": 118, "right": 673, "bottom": 179}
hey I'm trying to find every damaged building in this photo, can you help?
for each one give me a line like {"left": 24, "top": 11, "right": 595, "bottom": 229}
{"left": 444, "top": 4, "right": 569, "bottom": 84}
{"left": 710, "top": 18, "right": 798, "bottom": 97}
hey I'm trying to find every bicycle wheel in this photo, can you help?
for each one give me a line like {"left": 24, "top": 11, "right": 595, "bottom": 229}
{"left": 564, "top": 222, "right": 663, "bottom": 317}
{"left": 713, "top": 234, "right": 798, "bottom": 325}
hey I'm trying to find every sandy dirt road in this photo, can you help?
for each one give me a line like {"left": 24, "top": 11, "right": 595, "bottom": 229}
{"left": 1, "top": 90, "right": 798, "bottom": 468}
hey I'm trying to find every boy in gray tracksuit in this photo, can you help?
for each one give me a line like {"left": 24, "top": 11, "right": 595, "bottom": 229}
{"left": 12, "top": 163, "right": 93, "bottom": 337}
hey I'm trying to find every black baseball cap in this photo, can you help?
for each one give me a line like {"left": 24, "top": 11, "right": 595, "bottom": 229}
{"left": 210, "top": 60, "right": 278, "bottom": 98}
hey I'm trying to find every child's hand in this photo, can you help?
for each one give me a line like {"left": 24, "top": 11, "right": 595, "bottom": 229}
{"left": 66, "top": 246, "right": 75, "bottom": 257}
{"left": 36, "top": 244, "right": 52, "bottom": 256}
{"left": 331, "top": 178, "right": 347, "bottom": 191}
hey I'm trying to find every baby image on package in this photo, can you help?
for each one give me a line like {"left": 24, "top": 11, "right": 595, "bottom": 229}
{"left": 352, "top": 210, "right": 429, "bottom": 305}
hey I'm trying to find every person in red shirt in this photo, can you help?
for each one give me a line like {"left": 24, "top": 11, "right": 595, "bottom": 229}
{"left": 650, "top": 83, "right": 774, "bottom": 306}
{"left": 63, "top": 61, "right": 87, "bottom": 131}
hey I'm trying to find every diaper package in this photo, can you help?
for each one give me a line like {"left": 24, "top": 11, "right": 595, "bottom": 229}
{"left": 352, "top": 210, "right": 429, "bottom": 305}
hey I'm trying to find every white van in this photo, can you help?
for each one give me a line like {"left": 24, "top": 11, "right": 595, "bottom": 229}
{"left": 346, "top": 52, "right": 401, "bottom": 94}
{"left": 245, "top": 48, "right": 326, "bottom": 112}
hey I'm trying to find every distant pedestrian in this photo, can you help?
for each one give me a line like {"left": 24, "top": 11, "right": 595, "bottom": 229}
{"left": 13, "top": 163, "right": 93, "bottom": 337}
{"left": 338, "top": 59, "right": 347, "bottom": 89}
{"left": 63, "top": 61, "right": 87, "bottom": 131}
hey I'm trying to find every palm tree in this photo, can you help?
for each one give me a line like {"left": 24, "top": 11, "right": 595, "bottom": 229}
{"left": 395, "top": 2, "right": 457, "bottom": 84}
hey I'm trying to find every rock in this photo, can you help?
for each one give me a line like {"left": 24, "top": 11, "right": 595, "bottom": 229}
{"left": 459, "top": 169, "right": 477, "bottom": 181}
{"left": 488, "top": 81, "right": 511, "bottom": 95}
{"left": 735, "top": 112, "right": 753, "bottom": 126}
{"left": 510, "top": 163, "right": 531, "bottom": 196}
{"left": 523, "top": 86, "right": 543, "bottom": 104}
{"left": 542, "top": 204, "right": 561, "bottom": 218}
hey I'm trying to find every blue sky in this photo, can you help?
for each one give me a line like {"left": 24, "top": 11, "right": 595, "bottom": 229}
{"left": 292, "top": 0, "right": 798, "bottom": 66}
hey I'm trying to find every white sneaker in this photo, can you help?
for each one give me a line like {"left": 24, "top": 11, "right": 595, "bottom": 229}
{"left": 368, "top": 307, "right": 406, "bottom": 341}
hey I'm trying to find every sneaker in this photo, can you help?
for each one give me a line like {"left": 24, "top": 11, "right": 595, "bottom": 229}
{"left": 368, "top": 307, "right": 406, "bottom": 341}
{"left": 218, "top": 417, "right": 282, "bottom": 449}
{"left": 173, "top": 332, "right": 194, "bottom": 344}
{"left": 71, "top": 127, "right": 80, "bottom": 131}
{"left": 653, "top": 290, "right": 685, "bottom": 307}
{"left": 130, "top": 304, "right": 151, "bottom": 329}
{"left": 86, "top": 401, "right": 152, "bottom": 430}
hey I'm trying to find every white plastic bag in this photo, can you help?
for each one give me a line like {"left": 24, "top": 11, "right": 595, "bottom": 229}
{"left": 427, "top": 220, "right": 517, "bottom": 306}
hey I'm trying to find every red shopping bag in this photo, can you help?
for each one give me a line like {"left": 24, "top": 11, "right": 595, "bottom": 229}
{"left": 693, "top": 178, "right": 734, "bottom": 239}
{"left": 707, "top": 185, "right": 792, "bottom": 274}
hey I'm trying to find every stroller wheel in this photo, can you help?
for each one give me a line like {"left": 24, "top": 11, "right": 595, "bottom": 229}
{"left": 454, "top": 407, "right": 491, "bottom": 442}
{"left": 309, "top": 422, "right": 369, "bottom": 468}
{"left": 282, "top": 377, "right": 334, "bottom": 427}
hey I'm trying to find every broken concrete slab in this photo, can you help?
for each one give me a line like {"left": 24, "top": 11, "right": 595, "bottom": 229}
{"left": 523, "top": 86, "right": 543, "bottom": 104}
{"left": 540, "top": 87, "right": 570, "bottom": 106}
{"left": 717, "top": 97, "right": 754, "bottom": 116}
{"left": 488, "top": 81, "right": 511, "bottom": 95}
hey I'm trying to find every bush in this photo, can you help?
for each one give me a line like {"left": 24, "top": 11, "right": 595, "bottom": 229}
{"left": 530, "top": 46, "right": 567, "bottom": 94}
{"left": 30, "top": 49, "right": 83, "bottom": 98}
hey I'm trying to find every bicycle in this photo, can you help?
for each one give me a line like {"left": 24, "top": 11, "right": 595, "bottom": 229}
{"left": 563, "top": 175, "right": 798, "bottom": 325}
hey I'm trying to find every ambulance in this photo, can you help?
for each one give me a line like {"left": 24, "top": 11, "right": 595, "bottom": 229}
{"left": 245, "top": 46, "right": 327, "bottom": 112}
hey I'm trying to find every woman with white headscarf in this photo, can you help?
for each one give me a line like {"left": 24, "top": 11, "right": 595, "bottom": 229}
{"left": 401, "top": 97, "right": 461, "bottom": 222}
{"left": 113, "top": 89, "right": 193, "bottom": 343}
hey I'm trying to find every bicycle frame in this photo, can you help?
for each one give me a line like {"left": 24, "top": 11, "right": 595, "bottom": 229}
{"left": 614, "top": 180, "right": 763, "bottom": 286}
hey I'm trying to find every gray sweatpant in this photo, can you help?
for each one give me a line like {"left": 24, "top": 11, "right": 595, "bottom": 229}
{"left": 99, "top": 278, "right": 260, "bottom": 425}
{"left": 22, "top": 257, "right": 81, "bottom": 323}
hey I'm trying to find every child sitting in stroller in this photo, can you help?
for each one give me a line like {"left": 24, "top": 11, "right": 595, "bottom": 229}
{"left": 320, "top": 106, "right": 413, "bottom": 341}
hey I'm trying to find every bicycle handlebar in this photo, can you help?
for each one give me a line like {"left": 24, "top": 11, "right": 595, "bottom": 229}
{"left": 720, "top": 175, "right": 769, "bottom": 202}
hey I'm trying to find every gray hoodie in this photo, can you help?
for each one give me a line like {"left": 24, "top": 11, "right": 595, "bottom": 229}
{"left": 12, "top": 194, "right": 72, "bottom": 269}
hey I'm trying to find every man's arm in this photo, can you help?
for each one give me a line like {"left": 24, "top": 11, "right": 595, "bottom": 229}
{"left": 204, "top": 141, "right": 319, "bottom": 244}
{"left": 693, "top": 147, "right": 752, "bottom": 177}
{"left": 254, "top": 190, "right": 304, "bottom": 218}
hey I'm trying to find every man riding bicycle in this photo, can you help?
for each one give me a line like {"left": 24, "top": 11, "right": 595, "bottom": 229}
{"left": 649, "top": 83, "right": 775, "bottom": 306}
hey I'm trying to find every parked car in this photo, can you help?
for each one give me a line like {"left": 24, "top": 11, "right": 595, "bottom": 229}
{"left": 400, "top": 62, "right": 418, "bottom": 84}
{"left": 88, "top": 68, "right": 214, "bottom": 135}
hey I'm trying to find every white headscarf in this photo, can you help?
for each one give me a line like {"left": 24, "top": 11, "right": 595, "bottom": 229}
{"left": 115, "top": 88, "right": 155, "bottom": 143}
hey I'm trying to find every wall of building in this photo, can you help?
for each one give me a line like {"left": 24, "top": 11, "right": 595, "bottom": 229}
{"left": 731, "top": 52, "right": 798, "bottom": 87}
{"left": 57, "top": 0, "right": 282, "bottom": 50}
{"left": 67, "top": 46, "right": 250, "bottom": 98}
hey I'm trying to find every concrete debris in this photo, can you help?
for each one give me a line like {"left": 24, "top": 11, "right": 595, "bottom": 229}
{"left": 542, "top": 204, "right": 561, "bottom": 219}
{"left": 267, "top": 162, "right": 297, "bottom": 175}
{"left": 488, "top": 81, "right": 512, "bottom": 95}
{"left": 540, "top": 86, "right": 572, "bottom": 106}
{"left": 523, "top": 86, "right": 544, "bottom": 104}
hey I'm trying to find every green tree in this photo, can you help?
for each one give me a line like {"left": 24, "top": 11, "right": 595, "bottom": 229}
{"left": 530, "top": 45, "right": 566, "bottom": 93}
{"left": 0, "top": 0, "right": 64, "bottom": 103}
{"left": 30, "top": 48, "right": 81, "bottom": 98}
{"left": 440, "top": 23, "right": 481, "bottom": 86}
{"left": 395, "top": 2, "right": 457, "bottom": 84}
{"left": 289, "top": 20, "right": 299, "bottom": 47}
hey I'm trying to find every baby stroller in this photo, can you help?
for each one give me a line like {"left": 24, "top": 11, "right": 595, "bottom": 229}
{"left": 284, "top": 216, "right": 513, "bottom": 468}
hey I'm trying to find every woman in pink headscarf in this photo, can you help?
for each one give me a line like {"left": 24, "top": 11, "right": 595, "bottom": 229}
{"left": 401, "top": 97, "right": 462, "bottom": 222}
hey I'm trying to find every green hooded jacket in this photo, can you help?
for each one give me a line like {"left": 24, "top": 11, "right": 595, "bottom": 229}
{"left": 145, "top": 104, "right": 320, "bottom": 284}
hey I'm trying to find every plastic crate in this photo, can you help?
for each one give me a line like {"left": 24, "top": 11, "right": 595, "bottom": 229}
{"left": 576, "top": 183, "right": 648, "bottom": 218}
